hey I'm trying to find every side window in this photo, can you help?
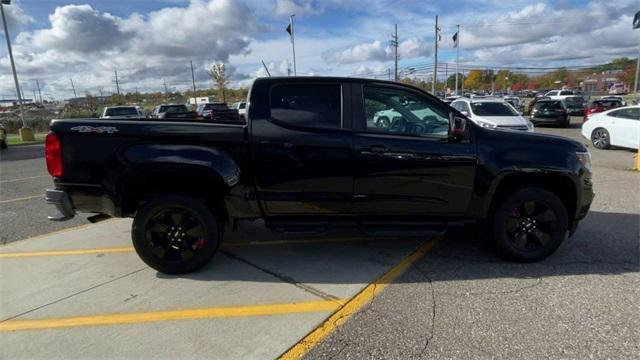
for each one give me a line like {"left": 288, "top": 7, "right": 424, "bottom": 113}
{"left": 610, "top": 108, "right": 640, "bottom": 120}
{"left": 363, "top": 86, "right": 449, "bottom": 138}
{"left": 548, "top": 91, "right": 558, "bottom": 96}
{"left": 270, "top": 84, "right": 342, "bottom": 129}
{"left": 560, "top": 91, "right": 573, "bottom": 96}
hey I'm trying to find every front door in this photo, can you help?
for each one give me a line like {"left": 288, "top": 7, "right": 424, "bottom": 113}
{"left": 250, "top": 82, "right": 353, "bottom": 215}
{"left": 352, "top": 84, "right": 477, "bottom": 217}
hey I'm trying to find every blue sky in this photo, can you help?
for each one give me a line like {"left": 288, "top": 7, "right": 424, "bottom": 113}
{"left": 1, "top": 0, "right": 638, "bottom": 99}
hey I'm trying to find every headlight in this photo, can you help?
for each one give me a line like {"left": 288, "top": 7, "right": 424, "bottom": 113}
{"left": 576, "top": 151, "right": 591, "bottom": 170}
{"left": 476, "top": 120, "right": 497, "bottom": 129}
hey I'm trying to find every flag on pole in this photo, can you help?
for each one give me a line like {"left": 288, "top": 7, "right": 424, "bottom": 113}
{"left": 634, "top": 10, "right": 640, "bottom": 29}
{"left": 452, "top": 31, "right": 459, "bottom": 48}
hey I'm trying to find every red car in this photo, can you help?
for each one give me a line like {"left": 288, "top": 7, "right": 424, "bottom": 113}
{"left": 583, "top": 99, "right": 623, "bottom": 122}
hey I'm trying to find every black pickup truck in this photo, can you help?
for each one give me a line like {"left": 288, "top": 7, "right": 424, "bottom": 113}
{"left": 45, "top": 77, "right": 594, "bottom": 274}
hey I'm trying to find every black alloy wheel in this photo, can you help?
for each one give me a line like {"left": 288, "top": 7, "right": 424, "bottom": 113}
{"left": 493, "top": 187, "right": 568, "bottom": 262}
{"left": 132, "top": 195, "right": 220, "bottom": 274}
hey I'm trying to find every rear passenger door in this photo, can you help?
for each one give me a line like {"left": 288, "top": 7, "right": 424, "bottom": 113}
{"left": 250, "top": 82, "right": 353, "bottom": 215}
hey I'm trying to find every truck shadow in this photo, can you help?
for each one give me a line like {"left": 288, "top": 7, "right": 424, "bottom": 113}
{"left": 157, "top": 210, "right": 638, "bottom": 285}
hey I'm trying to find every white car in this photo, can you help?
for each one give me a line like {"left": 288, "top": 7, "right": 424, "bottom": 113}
{"left": 581, "top": 105, "right": 640, "bottom": 150}
{"left": 544, "top": 89, "right": 575, "bottom": 100}
{"left": 451, "top": 98, "right": 534, "bottom": 132}
{"left": 232, "top": 102, "right": 247, "bottom": 117}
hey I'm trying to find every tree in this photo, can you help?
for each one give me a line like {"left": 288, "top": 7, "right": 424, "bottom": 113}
{"left": 209, "top": 63, "right": 229, "bottom": 102}
{"left": 464, "top": 69, "right": 483, "bottom": 90}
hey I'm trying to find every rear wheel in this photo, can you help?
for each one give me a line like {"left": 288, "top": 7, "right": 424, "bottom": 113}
{"left": 591, "top": 128, "right": 610, "bottom": 149}
{"left": 492, "top": 187, "right": 568, "bottom": 262}
{"left": 132, "top": 195, "right": 220, "bottom": 274}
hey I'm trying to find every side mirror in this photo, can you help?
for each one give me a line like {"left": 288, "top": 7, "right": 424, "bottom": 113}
{"left": 449, "top": 113, "right": 467, "bottom": 141}
{"left": 460, "top": 110, "right": 470, "bottom": 117}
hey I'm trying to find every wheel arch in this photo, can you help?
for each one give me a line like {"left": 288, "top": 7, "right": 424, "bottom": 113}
{"left": 117, "top": 144, "right": 240, "bottom": 221}
{"left": 485, "top": 172, "right": 578, "bottom": 226}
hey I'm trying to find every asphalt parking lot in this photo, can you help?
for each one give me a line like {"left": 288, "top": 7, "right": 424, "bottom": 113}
{"left": 1, "top": 117, "right": 639, "bottom": 359}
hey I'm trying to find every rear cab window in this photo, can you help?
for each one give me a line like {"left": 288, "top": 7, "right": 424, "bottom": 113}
{"left": 269, "top": 84, "right": 342, "bottom": 129}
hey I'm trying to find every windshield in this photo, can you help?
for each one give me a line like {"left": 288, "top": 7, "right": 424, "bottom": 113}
{"left": 534, "top": 101, "right": 563, "bottom": 110}
{"left": 591, "top": 100, "right": 621, "bottom": 108}
{"left": 471, "top": 102, "right": 518, "bottom": 116}
{"left": 159, "top": 105, "right": 188, "bottom": 113}
{"left": 104, "top": 107, "right": 138, "bottom": 116}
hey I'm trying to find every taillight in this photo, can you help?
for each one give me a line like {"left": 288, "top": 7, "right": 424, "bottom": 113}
{"left": 45, "top": 132, "right": 63, "bottom": 177}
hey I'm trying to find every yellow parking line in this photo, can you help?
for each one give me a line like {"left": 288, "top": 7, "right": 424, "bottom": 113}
{"left": 0, "top": 299, "right": 346, "bottom": 332}
{"left": 279, "top": 237, "right": 441, "bottom": 360}
{"left": 0, "top": 175, "right": 48, "bottom": 183}
{"left": 0, "top": 194, "right": 43, "bottom": 204}
{"left": 0, "top": 237, "right": 371, "bottom": 258}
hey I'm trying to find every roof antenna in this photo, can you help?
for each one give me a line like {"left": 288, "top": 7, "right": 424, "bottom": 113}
{"left": 261, "top": 60, "right": 272, "bottom": 77}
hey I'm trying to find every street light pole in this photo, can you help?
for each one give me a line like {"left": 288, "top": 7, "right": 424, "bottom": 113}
{"left": 1, "top": 0, "right": 33, "bottom": 140}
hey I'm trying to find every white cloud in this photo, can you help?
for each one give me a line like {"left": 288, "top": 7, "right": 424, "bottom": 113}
{"left": 327, "top": 37, "right": 431, "bottom": 64}
{"left": 0, "top": 1, "right": 35, "bottom": 34}
{"left": 275, "top": 0, "right": 322, "bottom": 16}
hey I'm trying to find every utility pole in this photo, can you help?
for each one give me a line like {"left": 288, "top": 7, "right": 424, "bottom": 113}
{"left": 634, "top": 47, "right": 639, "bottom": 103}
{"left": 190, "top": 60, "right": 197, "bottom": 97}
{"left": 36, "top": 79, "right": 42, "bottom": 103}
{"left": 114, "top": 70, "right": 120, "bottom": 95}
{"left": 391, "top": 24, "right": 399, "bottom": 81}
{"left": 261, "top": 60, "right": 272, "bottom": 77}
{"left": 163, "top": 79, "right": 169, "bottom": 94}
{"left": 69, "top": 78, "right": 77, "bottom": 99}
{"left": 388, "top": 68, "right": 391, "bottom": 80}
{"left": 455, "top": 24, "right": 460, "bottom": 96}
{"left": 289, "top": 15, "right": 297, "bottom": 76}
{"left": 445, "top": 63, "right": 448, "bottom": 94}
{"left": 432, "top": 15, "right": 439, "bottom": 94}
{"left": 1, "top": 0, "right": 33, "bottom": 140}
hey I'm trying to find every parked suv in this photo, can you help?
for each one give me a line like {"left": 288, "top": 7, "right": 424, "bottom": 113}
{"left": 544, "top": 90, "right": 575, "bottom": 100}
{"left": 451, "top": 98, "right": 534, "bottom": 132}
{"left": 530, "top": 99, "right": 570, "bottom": 127}
{"left": 152, "top": 104, "right": 198, "bottom": 119}
{"left": 45, "top": 76, "right": 593, "bottom": 274}
{"left": 100, "top": 106, "right": 142, "bottom": 119}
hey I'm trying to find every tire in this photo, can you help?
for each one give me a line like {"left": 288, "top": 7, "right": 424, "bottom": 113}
{"left": 591, "top": 128, "right": 610, "bottom": 149}
{"left": 492, "top": 187, "right": 568, "bottom": 262}
{"left": 132, "top": 195, "right": 220, "bottom": 274}
{"left": 376, "top": 116, "right": 390, "bottom": 129}
{"left": 0, "top": 139, "right": 7, "bottom": 149}
{"left": 563, "top": 115, "right": 570, "bottom": 128}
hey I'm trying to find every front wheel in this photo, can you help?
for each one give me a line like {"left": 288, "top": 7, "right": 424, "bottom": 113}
{"left": 492, "top": 187, "right": 568, "bottom": 262}
{"left": 132, "top": 195, "right": 220, "bottom": 274}
{"left": 376, "top": 116, "right": 390, "bottom": 129}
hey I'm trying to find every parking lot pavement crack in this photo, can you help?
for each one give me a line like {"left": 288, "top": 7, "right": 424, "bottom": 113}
{"left": 0, "top": 267, "right": 147, "bottom": 323}
{"left": 220, "top": 249, "right": 341, "bottom": 303}
{"left": 414, "top": 263, "right": 438, "bottom": 359}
